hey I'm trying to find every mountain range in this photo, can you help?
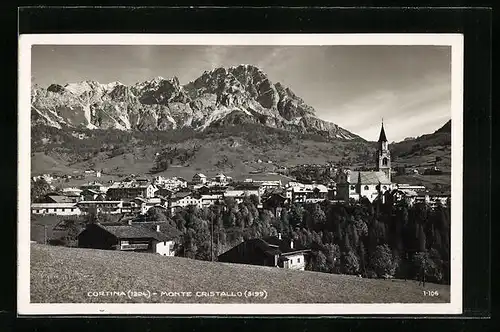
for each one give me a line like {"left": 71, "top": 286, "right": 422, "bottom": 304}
{"left": 31, "top": 64, "right": 360, "bottom": 140}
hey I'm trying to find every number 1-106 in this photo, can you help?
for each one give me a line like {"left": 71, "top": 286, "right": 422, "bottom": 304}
{"left": 423, "top": 290, "right": 439, "bottom": 296}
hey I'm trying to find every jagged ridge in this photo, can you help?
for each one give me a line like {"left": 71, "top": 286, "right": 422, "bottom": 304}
{"left": 31, "top": 64, "right": 361, "bottom": 140}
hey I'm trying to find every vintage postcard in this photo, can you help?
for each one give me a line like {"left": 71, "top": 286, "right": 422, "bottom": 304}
{"left": 18, "top": 33, "right": 463, "bottom": 315}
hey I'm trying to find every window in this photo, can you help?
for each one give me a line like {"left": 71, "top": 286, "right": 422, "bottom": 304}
{"left": 383, "top": 186, "right": 387, "bottom": 190}
{"left": 364, "top": 185, "right": 369, "bottom": 190}
{"left": 297, "top": 258, "right": 301, "bottom": 263}
{"left": 382, "top": 157, "right": 388, "bottom": 166}
{"left": 350, "top": 185, "right": 355, "bottom": 190}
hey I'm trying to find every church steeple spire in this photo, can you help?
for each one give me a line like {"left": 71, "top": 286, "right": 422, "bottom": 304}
{"left": 378, "top": 119, "right": 387, "bottom": 143}
{"left": 376, "top": 119, "right": 391, "bottom": 182}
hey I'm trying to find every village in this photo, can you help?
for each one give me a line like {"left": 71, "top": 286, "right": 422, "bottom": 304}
{"left": 30, "top": 123, "right": 451, "bottom": 273}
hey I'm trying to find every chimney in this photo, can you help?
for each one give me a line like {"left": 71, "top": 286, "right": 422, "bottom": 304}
{"left": 290, "top": 239, "right": 294, "bottom": 249}
{"left": 278, "top": 233, "right": 282, "bottom": 240}
{"left": 156, "top": 225, "right": 161, "bottom": 232}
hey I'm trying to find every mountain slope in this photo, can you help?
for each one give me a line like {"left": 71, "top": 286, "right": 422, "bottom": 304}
{"left": 31, "top": 244, "right": 450, "bottom": 304}
{"left": 31, "top": 123, "right": 373, "bottom": 177}
{"left": 31, "top": 65, "right": 361, "bottom": 140}
{"left": 391, "top": 119, "right": 451, "bottom": 172}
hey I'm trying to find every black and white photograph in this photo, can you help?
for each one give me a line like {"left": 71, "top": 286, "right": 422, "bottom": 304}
{"left": 18, "top": 34, "right": 463, "bottom": 315}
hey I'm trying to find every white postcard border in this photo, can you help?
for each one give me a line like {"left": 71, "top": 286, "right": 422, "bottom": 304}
{"left": 18, "top": 33, "right": 464, "bottom": 316}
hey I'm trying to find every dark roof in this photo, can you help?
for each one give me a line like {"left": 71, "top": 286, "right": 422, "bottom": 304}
{"left": 263, "top": 192, "right": 287, "bottom": 202}
{"left": 96, "top": 223, "right": 169, "bottom": 241}
{"left": 172, "top": 191, "right": 192, "bottom": 199}
{"left": 143, "top": 223, "right": 182, "bottom": 239}
{"left": 428, "top": 190, "right": 451, "bottom": 197}
{"left": 261, "top": 236, "right": 309, "bottom": 254}
{"left": 233, "top": 184, "right": 261, "bottom": 190}
{"left": 46, "top": 195, "right": 74, "bottom": 203}
{"left": 252, "top": 239, "right": 281, "bottom": 256}
{"left": 378, "top": 122, "right": 387, "bottom": 142}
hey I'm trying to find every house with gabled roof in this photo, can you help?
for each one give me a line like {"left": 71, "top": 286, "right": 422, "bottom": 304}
{"left": 218, "top": 233, "right": 310, "bottom": 270}
{"left": 77, "top": 222, "right": 175, "bottom": 256}
{"left": 38, "top": 194, "right": 75, "bottom": 204}
{"left": 192, "top": 173, "right": 207, "bottom": 185}
{"left": 76, "top": 200, "right": 123, "bottom": 214}
{"left": 106, "top": 181, "right": 157, "bottom": 200}
{"left": 167, "top": 191, "right": 201, "bottom": 215}
{"left": 31, "top": 202, "right": 81, "bottom": 216}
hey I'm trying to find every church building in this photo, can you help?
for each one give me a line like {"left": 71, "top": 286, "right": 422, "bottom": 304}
{"left": 335, "top": 121, "right": 394, "bottom": 203}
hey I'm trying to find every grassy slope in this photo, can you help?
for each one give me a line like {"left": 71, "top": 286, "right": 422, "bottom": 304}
{"left": 33, "top": 136, "right": 370, "bottom": 179}
{"left": 391, "top": 120, "right": 451, "bottom": 172}
{"left": 31, "top": 152, "right": 79, "bottom": 175}
{"left": 31, "top": 244, "right": 450, "bottom": 304}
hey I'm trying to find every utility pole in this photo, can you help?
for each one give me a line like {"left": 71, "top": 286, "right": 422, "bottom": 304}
{"left": 210, "top": 218, "right": 214, "bottom": 262}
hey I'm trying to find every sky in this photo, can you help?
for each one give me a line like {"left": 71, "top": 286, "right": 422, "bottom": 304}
{"left": 31, "top": 45, "right": 452, "bottom": 142}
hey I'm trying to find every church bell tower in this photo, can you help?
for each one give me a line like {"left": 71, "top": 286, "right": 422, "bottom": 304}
{"left": 376, "top": 120, "right": 391, "bottom": 181}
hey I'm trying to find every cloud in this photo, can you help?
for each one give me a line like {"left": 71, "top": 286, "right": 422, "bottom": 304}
{"left": 201, "top": 46, "right": 229, "bottom": 70}
{"left": 318, "top": 77, "right": 451, "bottom": 141}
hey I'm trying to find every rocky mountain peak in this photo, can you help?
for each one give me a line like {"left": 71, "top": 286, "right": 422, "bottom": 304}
{"left": 31, "top": 66, "right": 362, "bottom": 141}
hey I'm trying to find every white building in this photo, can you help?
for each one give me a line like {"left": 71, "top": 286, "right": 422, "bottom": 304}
{"left": 80, "top": 181, "right": 107, "bottom": 194}
{"left": 76, "top": 200, "right": 123, "bottom": 214}
{"left": 200, "top": 194, "right": 223, "bottom": 207}
{"left": 62, "top": 187, "right": 82, "bottom": 196}
{"left": 155, "top": 239, "right": 176, "bottom": 256}
{"left": 168, "top": 192, "right": 202, "bottom": 214}
{"left": 336, "top": 121, "right": 394, "bottom": 203}
{"left": 156, "top": 176, "right": 188, "bottom": 191}
{"left": 213, "top": 173, "right": 227, "bottom": 184}
{"left": 397, "top": 184, "right": 427, "bottom": 193}
{"left": 192, "top": 173, "right": 207, "bottom": 185}
{"left": 106, "top": 182, "right": 157, "bottom": 200}
{"left": 31, "top": 203, "right": 81, "bottom": 216}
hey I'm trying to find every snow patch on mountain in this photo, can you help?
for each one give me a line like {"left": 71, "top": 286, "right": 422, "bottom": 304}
{"left": 31, "top": 65, "right": 362, "bottom": 140}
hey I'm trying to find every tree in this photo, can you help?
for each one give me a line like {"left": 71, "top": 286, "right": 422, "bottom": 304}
{"left": 413, "top": 251, "right": 431, "bottom": 286}
{"left": 289, "top": 204, "right": 305, "bottom": 228}
{"left": 146, "top": 206, "right": 168, "bottom": 222}
{"left": 308, "top": 250, "right": 328, "bottom": 272}
{"left": 152, "top": 151, "right": 170, "bottom": 173}
{"left": 418, "top": 224, "right": 427, "bottom": 252}
{"left": 370, "top": 244, "right": 397, "bottom": 278}
{"left": 324, "top": 243, "right": 341, "bottom": 273}
{"left": 357, "top": 241, "right": 367, "bottom": 276}
{"left": 248, "top": 194, "right": 260, "bottom": 207}
{"left": 311, "top": 204, "right": 327, "bottom": 230}
{"left": 31, "top": 178, "right": 51, "bottom": 202}
{"left": 341, "top": 250, "right": 360, "bottom": 275}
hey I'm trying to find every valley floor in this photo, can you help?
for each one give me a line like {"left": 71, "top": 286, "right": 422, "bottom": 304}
{"left": 30, "top": 244, "right": 450, "bottom": 304}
